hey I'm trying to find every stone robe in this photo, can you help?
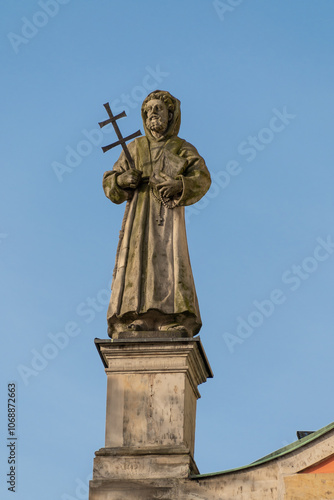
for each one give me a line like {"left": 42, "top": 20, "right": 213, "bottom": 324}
{"left": 103, "top": 95, "right": 211, "bottom": 337}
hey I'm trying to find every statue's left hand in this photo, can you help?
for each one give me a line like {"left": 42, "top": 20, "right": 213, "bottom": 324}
{"left": 157, "top": 173, "right": 183, "bottom": 199}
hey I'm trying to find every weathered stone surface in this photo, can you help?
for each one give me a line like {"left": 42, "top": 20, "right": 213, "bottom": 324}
{"left": 102, "top": 90, "right": 211, "bottom": 338}
{"left": 97, "top": 337, "right": 211, "bottom": 455}
{"left": 89, "top": 479, "right": 176, "bottom": 500}
{"left": 93, "top": 452, "right": 196, "bottom": 480}
{"left": 90, "top": 336, "right": 212, "bottom": 490}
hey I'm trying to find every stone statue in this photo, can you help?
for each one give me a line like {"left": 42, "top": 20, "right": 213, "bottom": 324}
{"left": 102, "top": 90, "right": 211, "bottom": 338}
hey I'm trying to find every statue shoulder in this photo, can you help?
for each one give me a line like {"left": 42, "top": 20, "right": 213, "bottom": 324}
{"left": 178, "top": 138, "right": 203, "bottom": 159}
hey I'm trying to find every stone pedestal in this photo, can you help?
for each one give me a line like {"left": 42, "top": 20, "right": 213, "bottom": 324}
{"left": 89, "top": 336, "right": 212, "bottom": 499}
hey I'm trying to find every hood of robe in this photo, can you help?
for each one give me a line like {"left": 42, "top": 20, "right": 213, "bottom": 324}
{"left": 141, "top": 90, "right": 181, "bottom": 142}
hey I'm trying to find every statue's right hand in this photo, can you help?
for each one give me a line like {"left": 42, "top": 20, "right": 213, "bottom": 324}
{"left": 116, "top": 169, "right": 142, "bottom": 189}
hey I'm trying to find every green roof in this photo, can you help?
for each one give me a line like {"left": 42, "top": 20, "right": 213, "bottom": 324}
{"left": 192, "top": 421, "right": 334, "bottom": 479}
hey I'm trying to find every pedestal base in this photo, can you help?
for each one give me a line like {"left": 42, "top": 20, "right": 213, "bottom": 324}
{"left": 89, "top": 336, "right": 212, "bottom": 499}
{"left": 93, "top": 445, "right": 199, "bottom": 480}
{"left": 89, "top": 478, "right": 176, "bottom": 500}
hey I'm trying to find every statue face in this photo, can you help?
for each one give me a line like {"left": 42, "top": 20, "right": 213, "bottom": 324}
{"left": 145, "top": 99, "right": 170, "bottom": 136}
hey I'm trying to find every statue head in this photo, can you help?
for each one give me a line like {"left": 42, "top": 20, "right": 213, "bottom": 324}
{"left": 141, "top": 91, "right": 180, "bottom": 140}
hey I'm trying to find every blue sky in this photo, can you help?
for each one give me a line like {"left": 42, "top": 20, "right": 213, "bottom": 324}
{"left": 1, "top": 1, "right": 334, "bottom": 498}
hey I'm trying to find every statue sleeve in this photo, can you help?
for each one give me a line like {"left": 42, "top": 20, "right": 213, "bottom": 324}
{"left": 175, "top": 142, "right": 211, "bottom": 207}
{"left": 102, "top": 149, "right": 134, "bottom": 205}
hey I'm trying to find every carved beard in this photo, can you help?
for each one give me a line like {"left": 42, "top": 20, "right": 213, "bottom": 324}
{"left": 146, "top": 115, "right": 168, "bottom": 134}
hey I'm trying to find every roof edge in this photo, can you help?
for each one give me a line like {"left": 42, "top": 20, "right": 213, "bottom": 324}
{"left": 192, "top": 420, "right": 334, "bottom": 479}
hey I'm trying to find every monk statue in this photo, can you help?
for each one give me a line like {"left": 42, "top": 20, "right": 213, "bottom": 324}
{"left": 102, "top": 90, "right": 211, "bottom": 338}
